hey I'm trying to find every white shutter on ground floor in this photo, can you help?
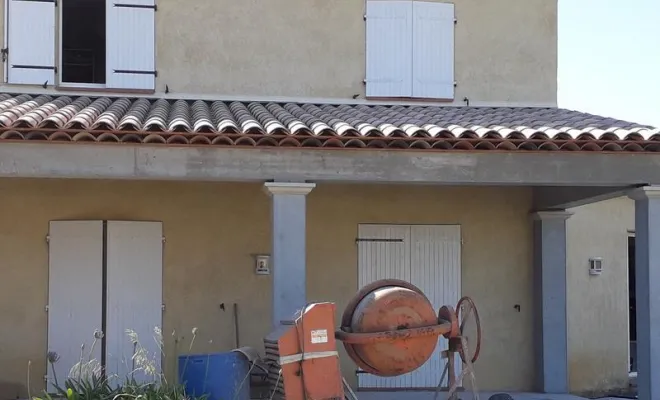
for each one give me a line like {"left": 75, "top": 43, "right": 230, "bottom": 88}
{"left": 409, "top": 225, "right": 461, "bottom": 388}
{"left": 105, "top": 221, "right": 163, "bottom": 384}
{"left": 47, "top": 221, "right": 103, "bottom": 392}
{"left": 357, "top": 224, "right": 461, "bottom": 389}
{"left": 7, "top": 0, "right": 56, "bottom": 85}
{"left": 357, "top": 224, "right": 411, "bottom": 389}
{"left": 106, "top": 0, "right": 156, "bottom": 90}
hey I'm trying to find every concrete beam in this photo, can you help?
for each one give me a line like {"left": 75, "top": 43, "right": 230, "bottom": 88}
{"left": 533, "top": 186, "right": 637, "bottom": 210}
{"left": 1, "top": 142, "right": 660, "bottom": 185}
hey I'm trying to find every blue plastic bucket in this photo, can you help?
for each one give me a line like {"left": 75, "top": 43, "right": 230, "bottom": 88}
{"left": 178, "top": 351, "right": 250, "bottom": 400}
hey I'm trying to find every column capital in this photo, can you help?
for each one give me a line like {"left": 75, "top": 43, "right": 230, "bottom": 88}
{"left": 628, "top": 186, "right": 660, "bottom": 201}
{"left": 264, "top": 182, "right": 316, "bottom": 196}
{"left": 531, "top": 210, "right": 574, "bottom": 221}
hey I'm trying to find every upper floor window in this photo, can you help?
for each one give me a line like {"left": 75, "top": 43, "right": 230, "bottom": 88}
{"left": 365, "top": 0, "right": 455, "bottom": 100}
{"left": 5, "top": 0, "right": 156, "bottom": 91}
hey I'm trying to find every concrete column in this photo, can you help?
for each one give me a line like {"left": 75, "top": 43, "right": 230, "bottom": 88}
{"left": 629, "top": 186, "right": 660, "bottom": 400}
{"left": 532, "top": 210, "right": 573, "bottom": 393}
{"left": 264, "top": 182, "right": 316, "bottom": 327}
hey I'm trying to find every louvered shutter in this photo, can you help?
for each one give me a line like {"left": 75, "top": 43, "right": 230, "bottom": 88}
{"left": 411, "top": 1, "right": 455, "bottom": 99}
{"left": 365, "top": 1, "right": 413, "bottom": 98}
{"left": 106, "top": 0, "right": 156, "bottom": 90}
{"left": 6, "top": 0, "right": 56, "bottom": 85}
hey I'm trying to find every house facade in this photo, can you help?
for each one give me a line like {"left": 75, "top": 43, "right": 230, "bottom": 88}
{"left": 0, "top": 0, "right": 658, "bottom": 399}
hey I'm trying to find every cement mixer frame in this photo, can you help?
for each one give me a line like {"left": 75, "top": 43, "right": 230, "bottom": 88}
{"left": 262, "top": 278, "right": 483, "bottom": 400}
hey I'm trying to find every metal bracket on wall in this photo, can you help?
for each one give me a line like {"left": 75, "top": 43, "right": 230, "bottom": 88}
{"left": 355, "top": 238, "right": 404, "bottom": 243}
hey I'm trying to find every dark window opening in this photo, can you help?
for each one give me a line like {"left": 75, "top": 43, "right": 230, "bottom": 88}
{"left": 61, "top": 0, "right": 106, "bottom": 84}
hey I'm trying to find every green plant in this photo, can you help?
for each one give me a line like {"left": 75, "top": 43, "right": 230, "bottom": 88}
{"left": 33, "top": 327, "right": 208, "bottom": 400}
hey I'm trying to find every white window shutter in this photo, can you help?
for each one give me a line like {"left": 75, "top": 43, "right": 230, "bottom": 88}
{"left": 365, "top": 1, "right": 413, "bottom": 98}
{"left": 411, "top": 1, "right": 455, "bottom": 99}
{"left": 106, "top": 0, "right": 156, "bottom": 90}
{"left": 7, "top": 0, "right": 56, "bottom": 85}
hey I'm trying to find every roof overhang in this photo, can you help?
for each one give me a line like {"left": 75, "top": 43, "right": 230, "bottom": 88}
{"left": 0, "top": 142, "right": 657, "bottom": 187}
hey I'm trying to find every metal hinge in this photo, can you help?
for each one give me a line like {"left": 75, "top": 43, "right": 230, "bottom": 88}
{"left": 1, "top": 48, "right": 7, "bottom": 62}
{"left": 162, "top": 236, "right": 166, "bottom": 243}
{"left": 355, "top": 238, "right": 404, "bottom": 243}
{"left": 46, "top": 234, "right": 50, "bottom": 243}
{"left": 162, "top": 303, "right": 165, "bottom": 311}
{"left": 114, "top": 3, "right": 157, "bottom": 11}
{"left": 45, "top": 305, "right": 49, "bottom": 312}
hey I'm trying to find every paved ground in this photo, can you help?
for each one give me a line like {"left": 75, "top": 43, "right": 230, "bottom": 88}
{"left": 355, "top": 391, "right": 630, "bottom": 400}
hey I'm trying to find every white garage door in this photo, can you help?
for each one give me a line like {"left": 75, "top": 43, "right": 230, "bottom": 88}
{"left": 356, "top": 224, "right": 461, "bottom": 389}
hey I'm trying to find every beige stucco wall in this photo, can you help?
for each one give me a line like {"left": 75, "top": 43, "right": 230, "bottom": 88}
{"left": 0, "top": 0, "right": 557, "bottom": 104}
{"left": 0, "top": 179, "right": 534, "bottom": 398}
{"left": 566, "top": 196, "right": 634, "bottom": 393}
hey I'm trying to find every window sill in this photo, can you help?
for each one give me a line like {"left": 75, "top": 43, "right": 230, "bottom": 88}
{"left": 55, "top": 84, "right": 155, "bottom": 95}
{"left": 364, "top": 95, "right": 454, "bottom": 103}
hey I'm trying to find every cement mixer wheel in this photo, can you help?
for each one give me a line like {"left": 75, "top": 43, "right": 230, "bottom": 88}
{"left": 456, "top": 296, "right": 482, "bottom": 364}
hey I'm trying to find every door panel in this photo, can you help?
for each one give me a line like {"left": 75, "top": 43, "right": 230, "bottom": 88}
{"left": 356, "top": 224, "right": 461, "bottom": 389}
{"left": 105, "top": 221, "right": 163, "bottom": 384}
{"left": 410, "top": 225, "right": 461, "bottom": 388}
{"left": 47, "top": 221, "right": 103, "bottom": 391}
{"left": 357, "top": 224, "right": 411, "bottom": 389}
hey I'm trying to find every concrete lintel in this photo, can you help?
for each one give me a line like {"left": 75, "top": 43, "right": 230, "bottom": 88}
{"left": 1, "top": 143, "right": 660, "bottom": 186}
{"left": 531, "top": 210, "right": 574, "bottom": 221}
{"left": 263, "top": 182, "right": 316, "bottom": 196}
{"left": 628, "top": 185, "right": 660, "bottom": 201}
{"left": 533, "top": 186, "right": 635, "bottom": 210}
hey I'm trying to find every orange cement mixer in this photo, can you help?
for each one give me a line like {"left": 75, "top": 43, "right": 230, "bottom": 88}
{"left": 263, "top": 279, "right": 482, "bottom": 400}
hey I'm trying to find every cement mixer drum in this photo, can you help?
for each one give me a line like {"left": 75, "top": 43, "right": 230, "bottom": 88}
{"left": 336, "top": 279, "right": 460, "bottom": 377}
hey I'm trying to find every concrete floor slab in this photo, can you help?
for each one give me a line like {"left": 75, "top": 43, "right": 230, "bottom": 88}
{"left": 354, "top": 391, "right": 590, "bottom": 400}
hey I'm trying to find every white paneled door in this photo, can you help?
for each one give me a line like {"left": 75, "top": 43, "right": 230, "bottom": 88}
{"left": 47, "top": 221, "right": 104, "bottom": 392}
{"left": 46, "top": 220, "right": 163, "bottom": 390}
{"left": 357, "top": 224, "right": 461, "bottom": 389}
{"left": 105, "top": 221, "right": 163, "bottom": 383}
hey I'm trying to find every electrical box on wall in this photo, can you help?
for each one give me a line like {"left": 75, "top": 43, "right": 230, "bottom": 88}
{"left": 255, "top": 254, "right": 270, "bottom": 275}
{"left": 589, "top": 257, "right": 603, "bottom": 276}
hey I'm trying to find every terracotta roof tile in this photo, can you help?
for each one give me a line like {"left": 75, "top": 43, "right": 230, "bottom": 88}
{"left": 0, "top": 93, "right": 657, "bottom": 152}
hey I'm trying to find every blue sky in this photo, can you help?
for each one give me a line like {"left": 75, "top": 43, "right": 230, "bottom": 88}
{"left": 558, "top": 0, "right": 660, "bottom": 127}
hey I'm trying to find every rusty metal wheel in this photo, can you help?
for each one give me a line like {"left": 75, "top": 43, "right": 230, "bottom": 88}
{"left": 456, "top": 296, "right": 482, "bottom": 364}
